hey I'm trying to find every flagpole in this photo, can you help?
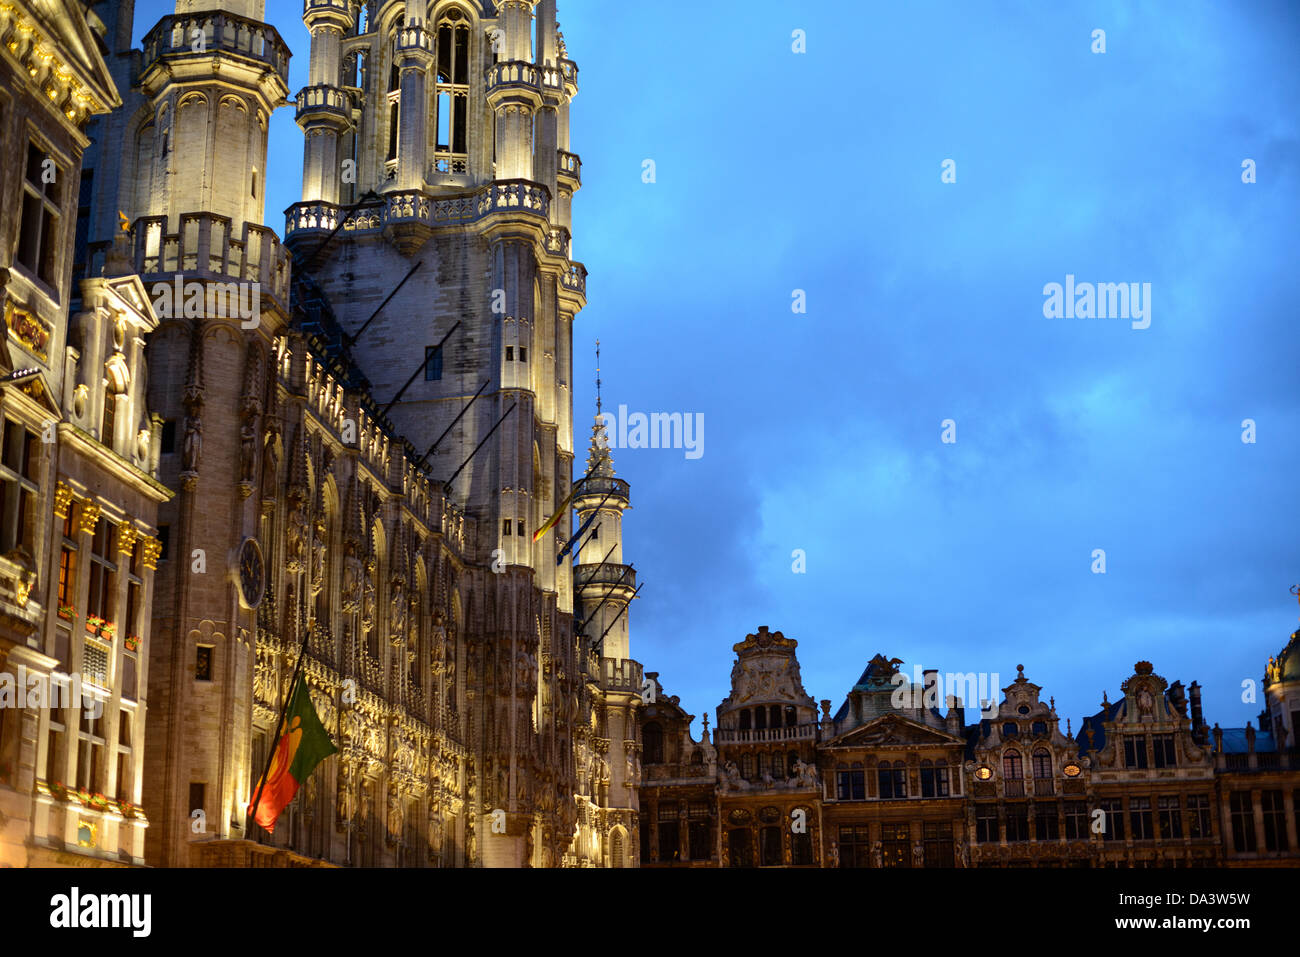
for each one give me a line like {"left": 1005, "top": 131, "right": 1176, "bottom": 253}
{"left": 246, "top": 622, "right": 312, "bottom": 837}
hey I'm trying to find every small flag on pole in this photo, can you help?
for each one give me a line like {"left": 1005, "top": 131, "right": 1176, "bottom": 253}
{"left": 247, "top": 676, "right": 337, "bottom": 834}
{"left": 532, "top": 446, "right": 609, "bottom": 543}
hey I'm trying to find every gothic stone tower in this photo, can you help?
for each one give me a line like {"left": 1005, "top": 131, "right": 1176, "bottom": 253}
{"left": 571, "top": 406, "right": 641, "bottom": 866}
{"left": 112, "top": 0, "right": 294, "bottom": 866}
{"left": 285, "top": 0, "right": 600, "bottom": 867}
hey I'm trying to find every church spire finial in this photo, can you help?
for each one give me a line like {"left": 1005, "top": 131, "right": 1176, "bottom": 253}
{"left": 586, "top": 339, "right": 614, "bottom": 477}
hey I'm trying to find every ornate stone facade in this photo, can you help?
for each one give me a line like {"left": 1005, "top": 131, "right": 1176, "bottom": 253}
{"left": 0, "top": 0, "right": 169, "bottom": 867}
{"left": 55, "top": 0, "right": 640, "bottom": 868}
{"left": 639, "top": 626, "right": 1300, "bottom": 868}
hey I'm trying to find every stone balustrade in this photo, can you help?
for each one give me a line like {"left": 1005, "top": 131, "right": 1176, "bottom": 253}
{"left": 87, "top": 213, "right": 290, "bottom": 314}
{"left": 142, "top": 10, "right": 290, "bottom": 85}
{"left": 546, "top": 226, "right": 572, "bottom": 259}
{"left": 561, "top": 262, "right": 587, "bottom": 298}
{"left": 575, "top": 563, "right": 636, "bottom": 591}
{"left": 287, "top": 179, "right": 552, "bottom": 240}
{"left": 557, "top": 150, "right": 582, "bottom": 188}
{"left": 295, "top": 84, "right": 351, "bottom": 123}
{"left": 715, "top": 723, "right": 818, "bottom": 745}
{"left": 601, "top": 657, "right": 643, "bottom": 693}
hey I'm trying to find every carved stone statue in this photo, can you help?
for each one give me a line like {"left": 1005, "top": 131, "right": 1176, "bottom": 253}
{"left": 358, "top": 784, "right": 372, "bottom": 838}
{"left": 310, "top": 522, "right": 327, "bottom": 596}
{"left": 285, "top": 499, "right": 307, "bottom": 573}
{"left": 912, "top": 840, "right": 925, "bottom": 868}
{"left": 182, "top": 411, "right": 202, "bottom": 473}
{"left": 431, "top": 625, "right": 448, "bottom": 674}
{"left": 427, "top": 807, "right": 444, "bottom": 861}
{"left": 337, "top": 771, "right": 356, "bottom": 825}
{"left": 386, "top": 787, "right": 403, "bottom": 844}
{"left": 955, "top": 834, "right": 970, "bottom": 868}
{"left": 239, "top": 417, "right": 257, "bottom": 489}
{"left": 341, "top": 545, "right": 361, "bottom": 613}
{"left": 793, "top": 758, "right": 820, "bottom": 788}
{"left": 871, "top": 841, "right": 883, "bottom": 868}
{"left": 360, "top": 562, "right": 376, "bottom": 634}
{"left": 720, "top": 760, "right": 748, "bottom": 792}
{"left": 389, "top": 579, "right": 407, "bottom": 643}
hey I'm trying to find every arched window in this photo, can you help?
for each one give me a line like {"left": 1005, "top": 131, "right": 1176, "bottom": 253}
{"left": 760, "top": 825, "right": 783, "bottom": 866}
{"left": 738, "top": 709, "right": 751, "bottom": 731}
{"left": 769, "top": 705, "right": 781, "bottom": 729}
{"left": 1002, "top": 721, "right": 1019, "bottom": 738}
{"left": 1003, "top": 750, "right": 1023, "bottom": 779}
{"left": 433, "top": 8, "right": 471, "bottom": 173}
{"left": 740, "top": 753, "right": 754, "bottom": 779}
{"left": 641, "top": 722, "right": 663, "bottom": 765}
{"left": 784, "top": 706, "right": 797, "bottom": 727}
{"left": 1032, "top": 748, "right": 1052, "bottom": 779}
{"left": 754, "top": 707, "right": 767, "bottom": 731}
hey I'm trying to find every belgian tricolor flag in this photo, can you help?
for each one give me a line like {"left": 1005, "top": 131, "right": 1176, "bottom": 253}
{"left": 248, "top": 674, "right": 337, "bottom": 834}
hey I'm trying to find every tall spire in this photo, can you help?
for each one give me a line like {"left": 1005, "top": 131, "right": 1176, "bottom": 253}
{"left": 587, "top": 339, "right": 614, "bottom": 477}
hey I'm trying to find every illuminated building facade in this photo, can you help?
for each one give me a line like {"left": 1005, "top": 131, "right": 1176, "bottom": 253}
{"left": 0, "top": 0, "right": 169, "bottom": 867}
{"left": 639, "top": 627, "right": 1300, "bottom": 867}
{"left": 59, "top": 0, "right": 639, "bottom": 868}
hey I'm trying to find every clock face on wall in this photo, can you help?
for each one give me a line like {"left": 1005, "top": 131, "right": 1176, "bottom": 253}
{"left": 237, "top": 538, "right": 265, "bottom": 610}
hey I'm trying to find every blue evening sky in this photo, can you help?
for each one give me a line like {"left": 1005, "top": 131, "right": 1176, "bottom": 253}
{"left": 134, "top": 1, "right": 1300, "bottom": 737}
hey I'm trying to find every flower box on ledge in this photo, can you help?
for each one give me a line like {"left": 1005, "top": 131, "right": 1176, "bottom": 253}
{"left": 57, "top": 605, "right": 75, "bottom": 621}
{"left": 85, "top": 617, "right": 115, "bottom": 640}
{"left": 124, "top": 635, "right": 141, "bottom": 652}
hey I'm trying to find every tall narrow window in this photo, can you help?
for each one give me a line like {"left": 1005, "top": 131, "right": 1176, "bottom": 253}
{"left": 196, "top": 644, "right": 214, "bottom": 681}
{"left": 1158, "top": 796, "right": 1183, "bottom": 839}
{"left": 1124, "top": 736, "right": 1149, "bottom": 769}
{"left": 657, "top": 802, "right": 679, "bottom": 863}
{"left": 687, "top": 803, "right": 711, "bottom": 861}
{"left": 101, "top": 391, "right": 117, "bottom": 450}
{"left": 0, "top": 418, "right": 40, "bottom": 556}
{"left": 642, "top": 722, "right": 663, "bottom": 765}
{"left": 76, "top": 703, "right": 105, "bottom": 791}
{"left": 1229, "top": 792, "right": 1256, "bottom": 852}
{"left": 1129, "top": 796, "right": 1154, "bottom": 839}
{"left": 86, "top": 518, "right": 117, "bottom": 623}
{"left": 1003, "top": 749, "right": 1024, "bottom": 796}
{"left": 1261, "top": 790, "right": 1286, "bottom": 852}
{"left": 387, "top": 102, "right": 400, "bottom": 162}
{"left": 17, "top": 142, "right": 64, "bottom": 287}
{"left": 425, "top": 345, "right": 443, "bottom": 381}
{"left": 434, "top": 12, "right": 471, "bottom": 173}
